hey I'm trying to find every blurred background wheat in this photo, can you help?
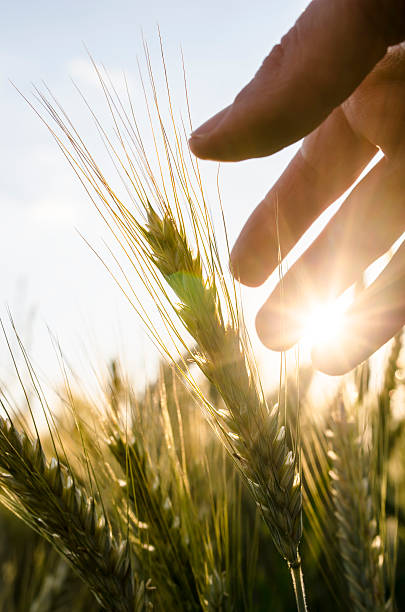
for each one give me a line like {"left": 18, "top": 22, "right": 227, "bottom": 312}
{"left": 0, "top": 327, "right": 403, "bottom": 610}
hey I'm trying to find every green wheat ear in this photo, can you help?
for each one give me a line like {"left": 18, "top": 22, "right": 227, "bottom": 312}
{"left": 140, "top": 203, "right": 306, "bottom": 610}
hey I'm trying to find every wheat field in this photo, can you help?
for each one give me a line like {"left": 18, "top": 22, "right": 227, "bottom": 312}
{"left": 0, "top": 45, "right": 404, "bottom": 612}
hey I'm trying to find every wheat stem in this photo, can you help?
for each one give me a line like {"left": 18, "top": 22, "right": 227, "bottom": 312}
{"left": 289, "top": 560, "right": 307, "bottom": 612}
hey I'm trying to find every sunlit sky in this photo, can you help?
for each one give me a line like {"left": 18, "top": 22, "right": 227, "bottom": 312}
{"left": 1, "top": 0, "right": 322, "bottom": 392}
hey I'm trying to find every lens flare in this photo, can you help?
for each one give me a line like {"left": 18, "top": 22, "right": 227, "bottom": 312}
{"left": 302, "top": 297, "right": 350, "bottom": 348}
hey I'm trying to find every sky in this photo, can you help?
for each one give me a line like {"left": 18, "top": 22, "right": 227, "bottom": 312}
{"left": 1, "top": 1, "right": 311, "bottom": 393}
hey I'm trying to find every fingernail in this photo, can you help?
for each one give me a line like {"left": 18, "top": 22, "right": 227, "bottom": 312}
{"left": 190, "top": 108, "right": 228, "bottom": 139}
{"left": 190, "top": 123, "right": 212, "bottom": 140}
{"left": 189, "top": 132, "right": 205, "bottom": 141}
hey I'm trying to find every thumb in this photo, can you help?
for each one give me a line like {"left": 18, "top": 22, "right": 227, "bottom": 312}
{"left": 189, "top": 0, "right": 405, "bottom": 161}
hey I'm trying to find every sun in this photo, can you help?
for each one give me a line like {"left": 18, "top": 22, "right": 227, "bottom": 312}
{"left": 301, "top": 295, "right": 351, "bottom": 348}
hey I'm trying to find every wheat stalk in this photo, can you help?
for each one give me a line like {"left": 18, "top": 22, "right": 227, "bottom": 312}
{"left": 0, "top": 416, "right": 151, "bottom": 612}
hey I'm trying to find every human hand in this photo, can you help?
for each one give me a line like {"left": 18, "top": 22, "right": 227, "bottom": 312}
{"left": 189, "top": 0, "right": 405, "bottom": 375}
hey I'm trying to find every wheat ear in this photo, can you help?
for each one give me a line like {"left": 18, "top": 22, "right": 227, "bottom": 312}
{"left": 0, "top": 416, "right": 151, "bottom": 612}
{"left": 107, "top": 377, "right": 232, "bottom": 611}
{"left": 328, "top": 404, "right": 386, "bottom": 611}
{"left": 140, "top": 207, "right": 304, "bottom": 591}
{"left": 109, "top": 431, "right": 206, "bottom": 610}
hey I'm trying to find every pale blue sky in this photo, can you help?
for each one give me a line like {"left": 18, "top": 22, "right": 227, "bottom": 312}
{"left": 1, "top": 1, "right": 309, "bottom": 389}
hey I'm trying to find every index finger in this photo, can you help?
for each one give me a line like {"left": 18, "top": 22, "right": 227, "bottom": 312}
{"left": 189, "top": 0, "right": 405, "bottom": 161}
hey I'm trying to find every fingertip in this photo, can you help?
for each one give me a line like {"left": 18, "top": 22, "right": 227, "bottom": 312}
{"left": 188, "top": 134, "right": 212, "bottom": 160}
{"left": 188, "top": 106, "right": 233, "bottom": 160}
{"left": 229, "top": 241, "right": 270, "bottom": 287}
{"left": 229, "top": 192, "right": 285, "bottom": 287}
{"left": 255, "top": 298, "right": 301, "bottom": 352}
{"left": 311, "top": 341, "right": 357, "bottom": 376}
